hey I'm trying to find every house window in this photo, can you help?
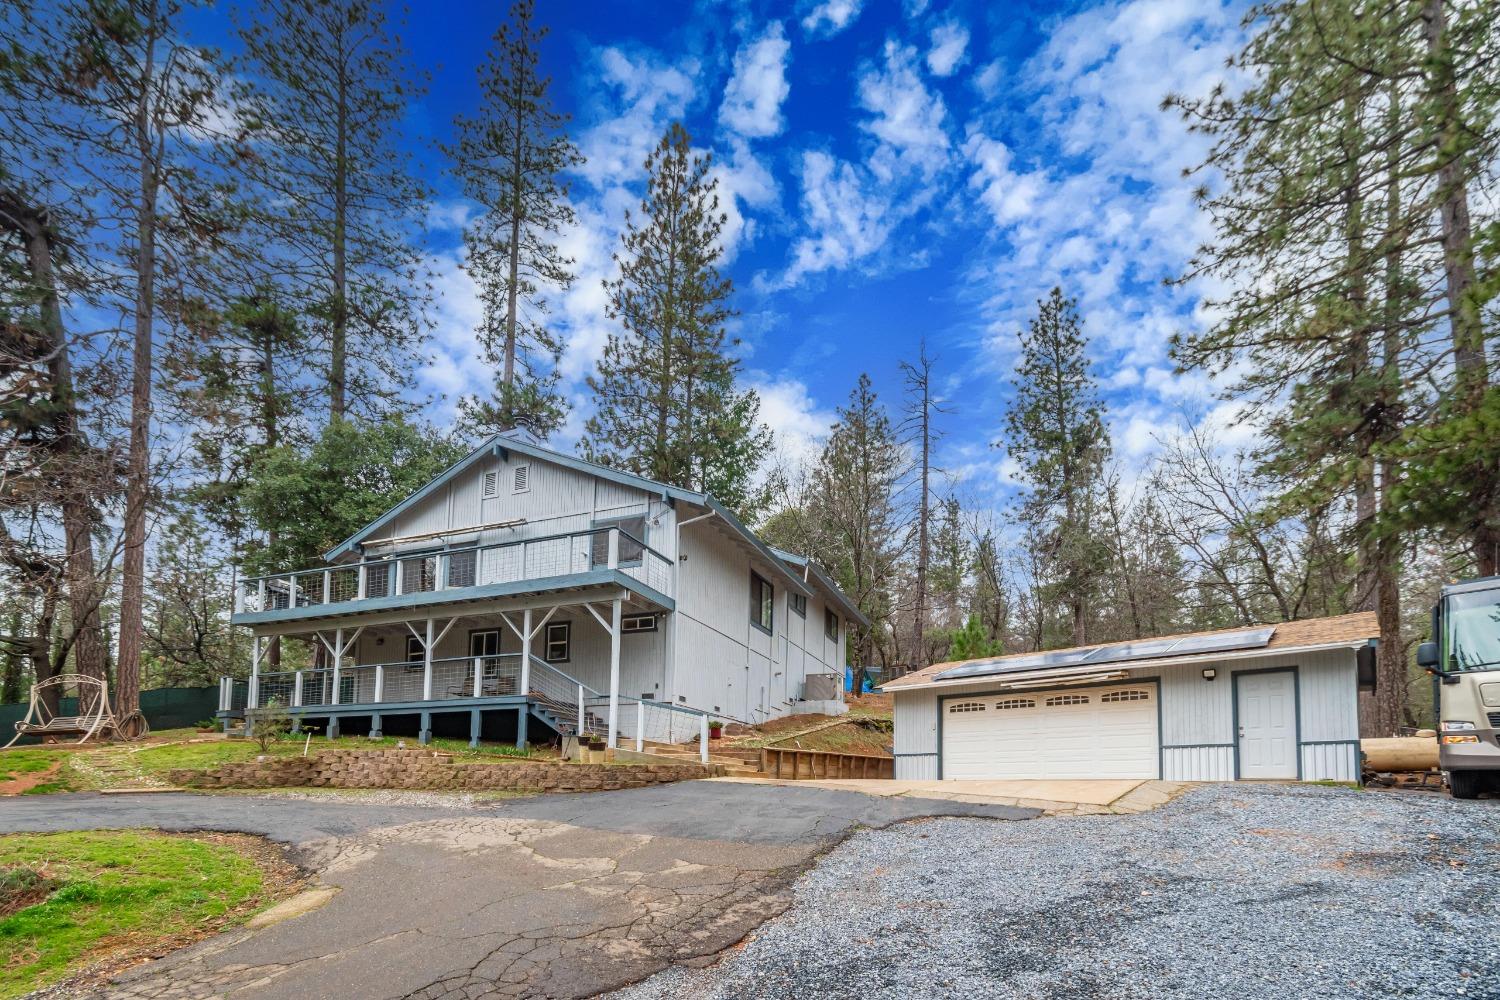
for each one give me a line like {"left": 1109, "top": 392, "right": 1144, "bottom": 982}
{"left": 469, "top": 630, "right": 502, "bottom": 681}
{"left": 544, "top": 621, "right": 571, "bottom": 662}
{"left": 404, "top": 635, "right": 425, "bottom": 672}
{"left": 512, "top": 464, "right": 530, "bottom": 493}
{"left": 590, "top": 515, "right": 646, "bottom": 568}
{"left": 1101, "top": 689, "right": 1151, "bottom": 703}
{"left": 751, "top": 572, "right": 773, "bottom": 634}
{"left": 447, "top": 548, "right": 476, "bottom": 588}
{"left": 482, "top": 471, "right": 498, "bottom": 498}
{"left": 824, "top": 610, "right": 839, "bottom": 641}
{"left": 622, "top": 613, "right": 657, "bottom": 633}
{"left": 790, "top": 593, "right": 807, "bottom": 617}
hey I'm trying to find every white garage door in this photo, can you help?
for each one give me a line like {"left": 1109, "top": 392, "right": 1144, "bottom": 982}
{"left": 942, "top": 685, "right": 1158, "bottom": 780}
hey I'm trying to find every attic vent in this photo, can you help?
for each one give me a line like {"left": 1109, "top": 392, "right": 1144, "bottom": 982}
{"left": 512, "top": 464, "right": 530, "bottom": 493}
{"left": 482, "top": 471, "right": 498, "bottom": 498}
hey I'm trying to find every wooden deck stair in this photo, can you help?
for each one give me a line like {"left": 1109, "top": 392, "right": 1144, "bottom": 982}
{"left": 641, "top": 740, "right": 765, "bottom": 777}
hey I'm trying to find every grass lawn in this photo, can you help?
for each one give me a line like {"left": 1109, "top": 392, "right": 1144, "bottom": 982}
{"left": 0, "top": 830, "right": 295, "bottom": 999}
{"left": 0, "top": 750, "right": 77, "bottom": 795}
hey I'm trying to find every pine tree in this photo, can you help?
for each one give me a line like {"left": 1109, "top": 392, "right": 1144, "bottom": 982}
{"left": 899, "top": 343, "right": 948, "bottom": 672}
{"left": 582, "top": 122, "right": 770, "bottom": 515}
{"left": 948, "top": 614, "right": 1003, "bottom": 662}
{"left": 1001, "top": 287, "right": 1111, "bottom": 648}
{"left": 234, "top": 0, "right": 432, "bottom": 424}
{"left": 448, "top": 0, "right": 580, "bottom": 438}
{"left": 809, "top": 374, "right": 903, "bottom": 669}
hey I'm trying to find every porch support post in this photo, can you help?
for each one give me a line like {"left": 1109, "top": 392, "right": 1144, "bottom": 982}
{"left": 635, "top": 699, "right": 644, "bottom": 752}
{"left": 373, "top": 663, "right": 384, "bottom": 705}
{"left": 248, "top": 635, "right": 261, "bottom": 711}
{"left": 577, "top": 684, "right": 585, "bottom": 740}
{"left": 293, "top": 670, "right": 304, "bottom": 708}
{"left": 607, "top": 598, "right": 622, "bottom": 748}
{"left": 331, "top": 627, "right": 343, "bottom": 706}
{"left": 369, "top": 712, "right": 382, "bottom": 738}
{"left": 419, "top": 710, "right": 432, "bottom": 745}
{"left": 517, "top": 608, "right": 533, "bottom": 751}
{"left": 519, "top": 609, "right": 533, "bottom": 696}
{"left": 699, "top": 714, "right": 709, "bottom": 764}
{"left": 422, "top": 618, "right": 435, "bottom": 701}
{"left": 469, "top": 708, "right": 481, "bottom": 748}
{"left": 328, "top": 714, "right": 340, "bottom": 739}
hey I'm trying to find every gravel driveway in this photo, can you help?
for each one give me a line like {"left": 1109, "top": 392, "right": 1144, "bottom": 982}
{"left": 614, "top": 784, "right": 1500, "bottom": 1000}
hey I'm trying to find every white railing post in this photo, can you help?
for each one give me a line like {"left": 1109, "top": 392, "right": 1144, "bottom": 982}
{"left": 436, "top": 552, "right": 447, "bottom": 591}
{"left": 607, "top": 598, "right": 622, "bottom": 748}
{"left": 289, "top": 574, "right": 299, "bottom": 609}
{"left": 422, "top": 618, "right": 435, "bottom": 701}
{"left": 218, "top": 677, "right": 228, "bottom": 712}
{"left": 331, "top": 627, "right": 342, "bottom": 706}
{"left": 472, "top": 656, "right": 483, "bottom": 698}
{"left": 577, "top": 684, "right": 585, "bottom": 737}
{"left": 699, "top": 714, "right": 709, "bottom": 764}
{"left": 374, "top": 663, "right": 384, "bottom": 704}
{"left": 257, "top": 579, "right": 266, "bottom": 612}
{"left": 248, "top": 635, "right": 261, "bottom": 710}
{"left": 519, "top": 608, "right": 532, "bottom": 699}
{"left": 323, "top": 570, "right": 331, "bottom": 604}
{"left": 233, "top": 583, "right": 243, "bottom": 615}
{"left": 395, "top": 559, "right": 405, "bottom": 596}
{"left": 636, "top": 700, "right": 644, "bottom": 751}
{"left": 293, "top": 669, "right": 304, "bottom": 707}
{"left": 607, "top": 527, "right": 620, "bottom": 570}
{"left": 357, "top": 563, "right": 368, "bottom": 600}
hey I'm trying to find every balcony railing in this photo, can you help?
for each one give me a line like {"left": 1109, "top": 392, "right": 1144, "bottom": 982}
{"left": 236, "top": 526, "right": 673, "bottom": 615}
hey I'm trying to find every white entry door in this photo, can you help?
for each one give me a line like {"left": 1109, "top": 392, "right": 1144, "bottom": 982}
{"left": 1236, "top": 671, "right": 1297, "bottom": 779}
{"left": 942, "top": 684, "right": 1159, "bottom": 780}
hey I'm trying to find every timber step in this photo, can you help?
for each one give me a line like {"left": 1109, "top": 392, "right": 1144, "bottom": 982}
{"left": 641, "top": 741, "right": 765, "bottom": 774}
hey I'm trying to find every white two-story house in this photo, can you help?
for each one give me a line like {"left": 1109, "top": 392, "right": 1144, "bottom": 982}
{"left": 220, "top": 432, "right": 866, "bottom": 752}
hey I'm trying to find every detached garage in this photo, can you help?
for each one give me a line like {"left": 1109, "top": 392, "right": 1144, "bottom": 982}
{"left": 883, "top": 613, "right": 1378, "bottom": 784}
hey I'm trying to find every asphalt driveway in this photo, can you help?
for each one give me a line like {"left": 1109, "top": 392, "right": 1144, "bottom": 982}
{"left": 614, "top": 783, "right": 1500, "bottom": 1000}
{"left": 2, "top": 782, "right": 1036, "bottom": 999}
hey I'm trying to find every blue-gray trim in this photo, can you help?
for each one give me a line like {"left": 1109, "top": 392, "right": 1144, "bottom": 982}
{"left": 893, "top": 751, "right": 938, "bottom": 757}
{"left": 1161, "top": 742, "right": 1236, "bottom": 750}
{"left": 1300, "top": 738, "right": 1360, "bottom": 746}
{"left": 1231, "top": 665, "right": 1302, "bottom": 780}
{"left": 936, "top": 676, "right": 1163, "bottom": 781}
{"left": 768, "top": 546, "right": 871, "bottom": 627}
{"left": 326, "top": 433, "right": 821, "bottom": 601}
{"left": 230, "top": 569, "right": 673, "bottom": 627}
{"left": 325, "top": 438, "right": 504, "bottom": 561}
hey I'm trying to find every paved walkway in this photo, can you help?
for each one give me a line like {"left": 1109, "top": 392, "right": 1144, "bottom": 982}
{"left": 706, "top": 777, "right": 1190, "bottom": 815}
{"left": 4, "top": 782, "right": 1037, "bottom": 1000}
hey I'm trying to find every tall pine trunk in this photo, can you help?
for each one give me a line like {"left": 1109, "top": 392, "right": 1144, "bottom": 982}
{"left": 3, "top": 193, "right": 109, "bottom": 684}
{"left": 330, "top": 65, "right": 350, "bottom": 423}
{"left": 116, "top": 7, "right": 164, "bottom": 721}
{"left": 1424, "top": 0, "right": 1497, "bottom": 574}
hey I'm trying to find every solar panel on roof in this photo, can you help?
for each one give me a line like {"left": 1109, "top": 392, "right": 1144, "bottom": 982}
{"left": 932, "top": 625, "right": 1278, "bottom": 683}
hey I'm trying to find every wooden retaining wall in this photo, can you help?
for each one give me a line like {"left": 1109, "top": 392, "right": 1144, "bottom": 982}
{"left": 759, "top": 746, "right": 894, "bottom": 780}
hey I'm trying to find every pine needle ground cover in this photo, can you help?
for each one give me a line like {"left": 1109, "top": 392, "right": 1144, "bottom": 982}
{"left": 0, "top": 831, "right": 299, "bottom": 998}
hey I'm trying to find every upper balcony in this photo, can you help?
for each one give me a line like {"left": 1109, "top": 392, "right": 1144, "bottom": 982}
{"left": 233, "top": 526, "right": 674, "bottom": 626}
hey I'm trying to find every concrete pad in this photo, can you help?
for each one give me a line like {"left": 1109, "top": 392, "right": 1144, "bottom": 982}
{"left": 706, "top": 776, "right": 1146, "bottom": 807}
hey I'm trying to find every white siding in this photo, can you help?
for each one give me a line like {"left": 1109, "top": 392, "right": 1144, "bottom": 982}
{"left": 892, "top": 644, "right": 1364, "bottom": 783}
{"left": 894, "top": 754, "right": 940, "bottom": 780}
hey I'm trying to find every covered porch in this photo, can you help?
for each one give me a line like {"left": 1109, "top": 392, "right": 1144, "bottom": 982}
{"left": 219, "top": 583, "right": 712, "bottom": 759}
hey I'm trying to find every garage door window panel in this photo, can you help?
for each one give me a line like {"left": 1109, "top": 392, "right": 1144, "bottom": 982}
{"left": 1045, "top": 694, "right": 1090, "bottom": 707}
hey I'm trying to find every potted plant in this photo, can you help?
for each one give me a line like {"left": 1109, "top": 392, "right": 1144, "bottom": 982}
{"left": 194, "top": 718, "right": 217, "bottom": 734}
{"left": 708, "top": 719, "right": 723, "bottom": 740}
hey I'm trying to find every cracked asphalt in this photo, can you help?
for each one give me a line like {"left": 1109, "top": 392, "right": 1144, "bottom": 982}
{"left": 1, "top": 782, "right": 1036, "bottom": 999}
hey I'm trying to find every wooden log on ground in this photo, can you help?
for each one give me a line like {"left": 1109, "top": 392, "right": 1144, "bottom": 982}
{"left": 1361, "top": 737, "right": 1439, "bottom": 773}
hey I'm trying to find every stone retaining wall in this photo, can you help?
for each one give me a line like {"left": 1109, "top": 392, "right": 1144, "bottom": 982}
{"left": 170, "top": 748, "right": 721, "bottom": 793}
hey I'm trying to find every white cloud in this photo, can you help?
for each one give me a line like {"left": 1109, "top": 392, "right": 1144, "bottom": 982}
{"left": 712, "top": 139, "right": 779, "bottom": 262}
{"left": 418, "top": 249, "right": 486, "bottom": 421}
{"left": 926, "top": 22, "right": 970, "bottom": 77}
{"left": 801, "top": 0, "right": 863, "bottom": 37}
{"left": 748, "top": 375, "right": 837, "bottom": 468}
{"left": 964, "top": 132, "right": 1047, "bottom": 225}
{"left": 857, "top": 41, "right": 950, "bottom": 178}
{"left": 779, "top": 150, "right": 895, "bottom": 285}
{"left": 576, "top": 47, "right": 696, "bottom": 191}
{"left": 719, "top": 24, "right": 791, "bottom": 140}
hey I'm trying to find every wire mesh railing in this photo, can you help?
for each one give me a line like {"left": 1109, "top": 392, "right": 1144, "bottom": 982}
{"left": 237, "top": 526, "right": 675, "bottom": 614}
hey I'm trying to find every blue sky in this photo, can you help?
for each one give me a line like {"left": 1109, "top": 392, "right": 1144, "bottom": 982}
{"left": 298, "top": 0, "right": 1253, "bottom": 507}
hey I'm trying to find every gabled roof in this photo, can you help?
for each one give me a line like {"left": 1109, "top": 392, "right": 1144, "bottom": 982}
{"left": 323, "top": 433, "right": 817, "bottom": 599}
{"left": 769, "top": 547, "right": 872, "bottom": 628}
{"left": 881, "top": 612, "right": 1379, "bottom": 692}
